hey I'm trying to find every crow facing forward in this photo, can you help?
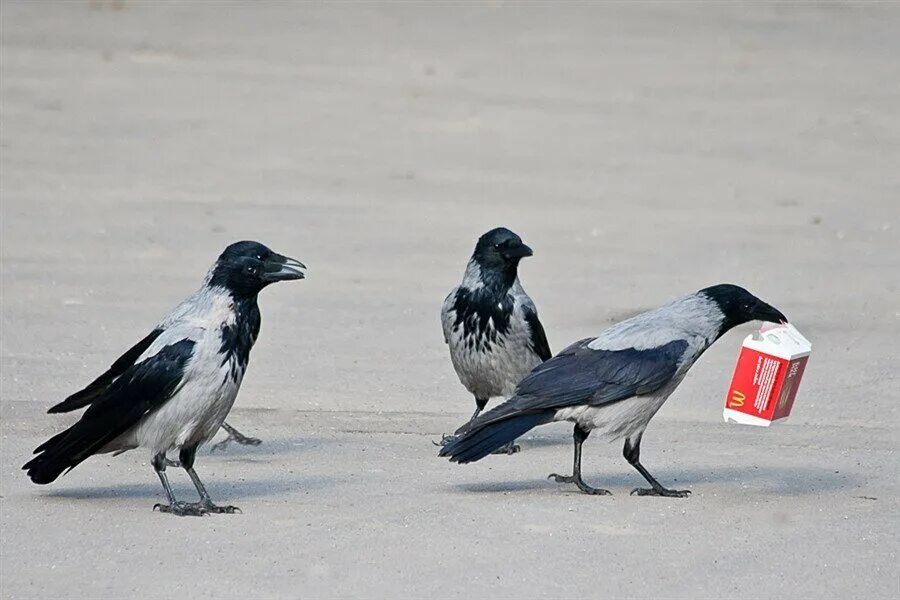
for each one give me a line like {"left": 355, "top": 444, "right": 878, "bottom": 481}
{"left": 440, "top": 228, "right": 551, "bottom": 454}
{"left": 440, "top": 284, "right": 787, "bottom": 497}
{"left": 24, "top": 241, "right": 306, "bottom": 516}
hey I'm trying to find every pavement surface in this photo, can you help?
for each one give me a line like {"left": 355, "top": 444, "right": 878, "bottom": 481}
{"left": 1, "top": 2, "right": 898, "bottom": 599}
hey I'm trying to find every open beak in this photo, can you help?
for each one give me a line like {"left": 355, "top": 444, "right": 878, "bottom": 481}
{"left": 501, "top": 240, "right": 533, "bottom": 259}
{"left": 752, "top": 300, "right": 788, "bottom": 325}
{"left": 261, "top": 253, "right": 307, "bottom": 282}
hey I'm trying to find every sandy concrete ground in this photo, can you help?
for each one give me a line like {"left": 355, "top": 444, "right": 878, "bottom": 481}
{"left": 1, "top": 1, "right": 898, "bottom": 598}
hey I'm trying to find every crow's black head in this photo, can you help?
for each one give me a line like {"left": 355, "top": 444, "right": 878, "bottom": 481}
{"left": 209, "top": 240, "right": 306, "bottom": 296}
{"left": 471, "top": 227, "right": 533, "bottom": 273}
{"left": 700, "top": 284, "right": 787, "bottom": 336}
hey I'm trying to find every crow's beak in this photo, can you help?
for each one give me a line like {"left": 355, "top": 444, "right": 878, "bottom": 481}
{"left": 262, "top": 254, "right": 307, "bottom": 282}
{"left": 501, "top": 240, "right": 533, "bottom": 259}
{"left": 752, "top": 300, "right": 787, "bottom": 325}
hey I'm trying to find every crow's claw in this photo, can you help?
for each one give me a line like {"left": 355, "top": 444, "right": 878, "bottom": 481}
{"left": 434, "top": 434, "right": 458, "bottom": 447}
{"left": 201, "top": 502, "right": 242, "bottom": 514}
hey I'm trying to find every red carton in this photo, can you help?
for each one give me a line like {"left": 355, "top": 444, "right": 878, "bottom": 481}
{"left": 723, "top": 323, "right": 811, "bottom": 426}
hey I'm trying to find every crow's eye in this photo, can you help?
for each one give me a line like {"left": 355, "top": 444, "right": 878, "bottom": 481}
{"left": 255, "top": 254, "right": 263, "bottom": 261}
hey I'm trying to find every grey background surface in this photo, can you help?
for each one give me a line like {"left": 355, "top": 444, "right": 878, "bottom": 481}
{"left": 1, "top": 2, "right": 898, "bottom": 598}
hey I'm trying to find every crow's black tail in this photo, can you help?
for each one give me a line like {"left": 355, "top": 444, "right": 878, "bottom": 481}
{"left": 25, "top": 337, "right": 194, "bottom": 485}
{"left": 23, "top": 420, "right": 104, "bottom": 484}
{"left": 438, "top": 411, "right": 553, "bottom": 463}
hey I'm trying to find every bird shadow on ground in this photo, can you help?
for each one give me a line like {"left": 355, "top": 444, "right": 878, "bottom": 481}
{"left": 451, "top": 465, "right": 859, "bottom": 496}
{"left": 35, "top": 434, "right": 346, "bottom": 502}
{"left": 42, "top": 474, "right": 339, "bottom": 502}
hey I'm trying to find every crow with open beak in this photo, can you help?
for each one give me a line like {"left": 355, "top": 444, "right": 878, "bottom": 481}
{"left": 24, "top": 241, "right": 306, "bottom": 516}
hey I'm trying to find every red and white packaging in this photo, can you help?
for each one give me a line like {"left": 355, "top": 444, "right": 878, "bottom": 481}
{"left": 723, "top": 323, "right": 811, "bottom": 426}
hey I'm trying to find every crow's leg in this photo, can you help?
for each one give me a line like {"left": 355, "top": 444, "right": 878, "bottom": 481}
{"left": 152, "top": 453, "right": 177, "bottom": 504}
{"left": 624, "top": 433, "right": 690, "bottom": 498}
{"left": 152, "top": 452, "right": 206, "bottom": 517}
{"left": 548, "top": 425, "right": 610, "bottom": 495}
{"left": 469, "top": 396, "right": 488, "bottom": 423}
{"left": 210, "top": 421, "right": 262, "bottom": 453}
{"left": 181, "top": 444, "right": 240, "bottom": 514}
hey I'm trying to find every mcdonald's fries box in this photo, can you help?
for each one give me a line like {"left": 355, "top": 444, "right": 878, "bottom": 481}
{"left": 723, "top": 323, "right": 811, "bottom": 426}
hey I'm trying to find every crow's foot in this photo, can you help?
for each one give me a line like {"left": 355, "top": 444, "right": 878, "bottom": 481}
{"left": 198, "top": 500, "right": 241, "bottom": 514}
{"left": 548, "top": 473, "right": 611, "bottom": 495}
{"left": 153, "top": 501, "right": 209, "bottom": 517}
{"left": 434, "top": 434, "right": 458, "bottom": 447}
{"left": 153, "top": 500, "right": 241, "bottom": 516}
{"left": 210, "top": 430, "right": 262, "bottom": 453}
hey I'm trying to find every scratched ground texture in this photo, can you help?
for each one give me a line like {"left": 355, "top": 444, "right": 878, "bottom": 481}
{"left": 1, "top": 2, "right": 898, "bottom": 599}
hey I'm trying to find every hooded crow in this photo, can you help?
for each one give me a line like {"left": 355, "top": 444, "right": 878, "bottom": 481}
{"left": 23, "top": 241, "right": 306, "bottom": 516}
{"left": 439, "top": 284, "right": 787, "bottom": 497}
{"left": 439, "top": 227, "right": 551, "bottom": 454}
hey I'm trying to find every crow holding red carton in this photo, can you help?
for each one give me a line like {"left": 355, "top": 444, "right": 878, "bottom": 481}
{"left": 440, "top": 284, "right": 793, "bottom": 497}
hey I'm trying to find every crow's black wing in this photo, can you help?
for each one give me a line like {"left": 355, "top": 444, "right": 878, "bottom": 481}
{"left": 522, "top": 305, "right": 552, "bottom": 362}
{"left": 516, "top": 338, "right": 687, "bottom": 408}
{"left": 461, "top": 338, "right": 688, "bottom": 432}
{"left": 25, "top": 339, "right": 195, "bottom": 484}
{"left": 48, "top": 328, "right": 164, "bottom": 413}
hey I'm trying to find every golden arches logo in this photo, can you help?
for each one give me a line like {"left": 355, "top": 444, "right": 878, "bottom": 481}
{"left": 729, "top": 390, "right": 745, "bottom": 407}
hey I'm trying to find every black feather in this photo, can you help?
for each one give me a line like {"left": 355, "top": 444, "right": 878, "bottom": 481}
{"left": 24, "top": 339, "right": 195, "bottom": 484}
{"left": 509, "top": 338, "right": 688, "bottom": 412}
{"left": 522, "top": 305, "right": 551, "bottom": 362}
{"left": 219, "top": 295, "right": 260, "bottom": 381}
{"left": 48, "top": 328, "right": 163, "bottom": 414}
{"left": 450, "top": 286, "right": 514, "bottom": 350}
